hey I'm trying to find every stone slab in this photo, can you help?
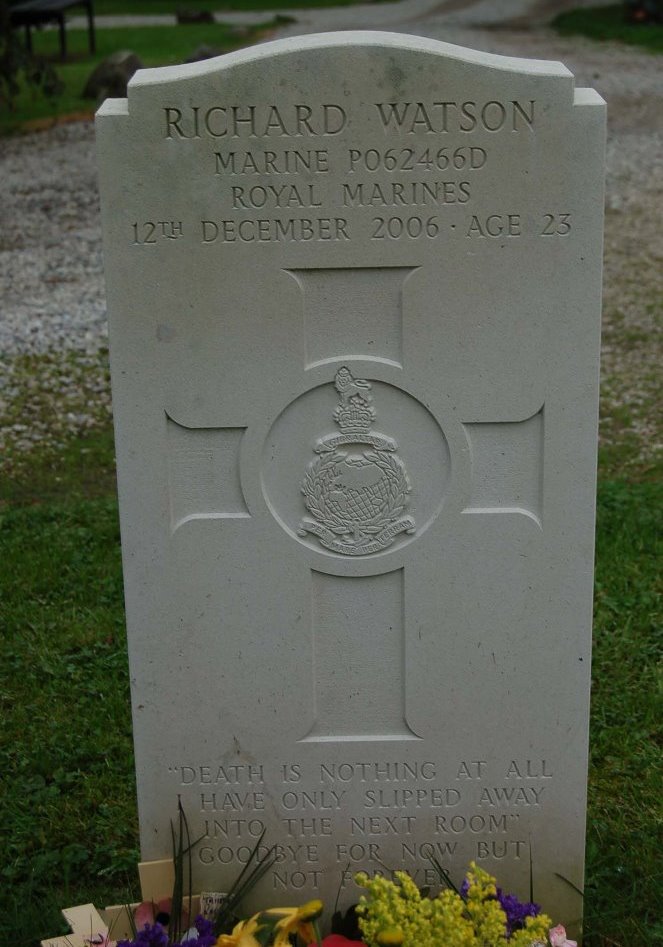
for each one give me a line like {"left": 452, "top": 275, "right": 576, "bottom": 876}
{"left": 96, "top": 31, "right": 605, "bottom": 930}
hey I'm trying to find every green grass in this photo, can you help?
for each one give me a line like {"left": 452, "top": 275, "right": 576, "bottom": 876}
{"left": 1, "top": 20, "right": 277, "bottom": 132}
{"left": 1, "top": 427, "right": 118, "bottom": 508}
{"left": 0, "top": 425, "right": 661, "bottom": 945}
{"left": 0, "top": 493, "right": 137, "bottom": 947}
{"left": 584, "top": 481, "right": 663, "bottom": 945}
{"left": 553, "top": 4, "right": 663, "bottom": 52}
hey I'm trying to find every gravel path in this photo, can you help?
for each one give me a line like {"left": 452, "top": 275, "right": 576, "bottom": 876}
{"left": 1, "top": 0, "right": 661, "bottom": 475}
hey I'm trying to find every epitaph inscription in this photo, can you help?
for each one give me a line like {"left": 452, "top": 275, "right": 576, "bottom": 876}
{"left": 97, "top": 33, "right": 604, "bottom": 932}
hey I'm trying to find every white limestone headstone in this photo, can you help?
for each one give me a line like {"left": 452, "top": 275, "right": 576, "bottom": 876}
{"left": 96, "top": 32, "right": 605, "bottom": 930}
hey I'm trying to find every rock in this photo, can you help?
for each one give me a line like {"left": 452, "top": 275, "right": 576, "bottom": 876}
{"left": 176, "top": 8, "right": 214, "bottom": 24}
{"left": 82, "top": 51, "right": 143, "bottom": 102}
{"left": 185, "top": 44, "right": 223, "bottom": 64}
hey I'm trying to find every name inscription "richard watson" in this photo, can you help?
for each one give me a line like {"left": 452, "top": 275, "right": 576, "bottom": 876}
{"left": 163, "top": 100, "right": 536, "bottom": 140}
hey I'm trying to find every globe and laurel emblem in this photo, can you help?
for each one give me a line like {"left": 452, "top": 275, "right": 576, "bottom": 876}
{"left": 298, "top": 368, "right": 416, "bottom": 555}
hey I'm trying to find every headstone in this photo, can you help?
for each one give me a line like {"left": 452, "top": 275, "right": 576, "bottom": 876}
{"left": 96, "top": 32, "right": 605, "bottom": 930}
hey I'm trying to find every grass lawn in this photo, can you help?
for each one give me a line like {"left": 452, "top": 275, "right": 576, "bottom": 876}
{"left": 1, "top": 20, "right": 277, "bottom": 133}
{"left": 553, "top": 4, "right": 663, "bottom": 52}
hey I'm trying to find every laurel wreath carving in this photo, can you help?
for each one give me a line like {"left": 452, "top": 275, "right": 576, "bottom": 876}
{"left": 301, "top": 450, "right": 410, "bottom": 536}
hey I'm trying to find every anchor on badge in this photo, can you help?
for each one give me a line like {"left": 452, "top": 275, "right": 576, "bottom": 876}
{"left": 298, "top": 367, "right": 416, "bottom": 556}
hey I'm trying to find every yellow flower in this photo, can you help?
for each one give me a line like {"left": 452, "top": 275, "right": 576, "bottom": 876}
{"left": 376, "top": 927, "right": 404, "bottom": 946}
{"left": 216, "top": 913, "right": 262, "bottom": 947}
{"left": 510, "top": 913, "right": 553, "bottom": 947}
{"left": 266, "top": 900, "right": 324, "bottom": 946}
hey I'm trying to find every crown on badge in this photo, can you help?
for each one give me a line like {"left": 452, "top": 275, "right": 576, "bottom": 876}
{"left": 333, "top": 367, "right": 376, "bottom": 434}
{"left": 333, "top": 395, "right": 375, "bottom": 433}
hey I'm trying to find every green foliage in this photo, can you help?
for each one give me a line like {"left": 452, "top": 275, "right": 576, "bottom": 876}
{"left": 553, "top": 4, "right": 663, "bottom": 52}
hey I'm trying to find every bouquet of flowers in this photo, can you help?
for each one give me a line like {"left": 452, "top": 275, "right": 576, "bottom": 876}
{"left": 108, "top": 862, "right": 576, "bottom": 947}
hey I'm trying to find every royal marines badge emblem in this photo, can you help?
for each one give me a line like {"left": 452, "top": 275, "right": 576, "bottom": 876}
{"left": 298, "top": 368, "right": 416, "bottom": 556}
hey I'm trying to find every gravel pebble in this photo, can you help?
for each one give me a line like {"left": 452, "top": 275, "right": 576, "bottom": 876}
{"left": 1, "top": 122, "right": 106, "bottom": 358}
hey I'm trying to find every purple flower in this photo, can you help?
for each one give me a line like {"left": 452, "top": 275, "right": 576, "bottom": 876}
{"left": 182, "top": 916, "right": 216, "bottom": 947}
{"left": 118, "top": 923, "right": 169, "bottom": 947}
{"left": 459, "top": 874, "right": 540, "bottom": 937}
{"left": 117, "top": 916, "right": 215, "bottom": 947}
{"left": 496, "top": 888, "right": 541, "bottom": 935}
